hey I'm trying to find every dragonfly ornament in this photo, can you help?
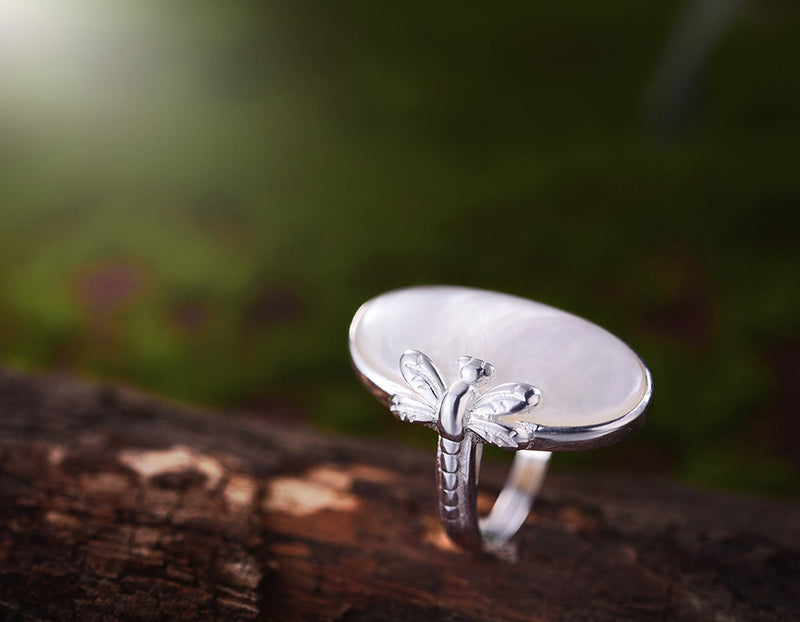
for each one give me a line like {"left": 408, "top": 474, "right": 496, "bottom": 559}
{"left": 390, "top": 350, "right": 542, "bottom": 449}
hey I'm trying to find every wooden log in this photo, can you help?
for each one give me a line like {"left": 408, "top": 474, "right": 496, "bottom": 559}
{"left": 0, "top": 367, "right": 798, "bottom": 621}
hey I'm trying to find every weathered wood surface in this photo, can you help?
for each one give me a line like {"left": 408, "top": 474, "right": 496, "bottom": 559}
{"left": 0, "top": 368, "right": 798, "bottom": 622}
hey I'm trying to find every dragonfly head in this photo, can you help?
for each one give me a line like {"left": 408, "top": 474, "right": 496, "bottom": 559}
{"left": 457, "top": 356, "right": 495, "bottom": 386}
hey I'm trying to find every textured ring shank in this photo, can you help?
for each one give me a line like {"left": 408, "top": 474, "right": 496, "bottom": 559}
{"left": 437, "top": 432, "right": 551, "bottom": 551}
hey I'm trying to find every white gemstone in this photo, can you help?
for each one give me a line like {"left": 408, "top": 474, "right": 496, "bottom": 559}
{"left": 349, "top": 286, "right": 649, "bottom": 429}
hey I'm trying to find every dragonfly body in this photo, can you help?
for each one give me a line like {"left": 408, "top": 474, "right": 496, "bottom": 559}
{"left": 437, "top": 435, "right": 465, "bottom": 526}
{"left": 390, "top": 349, "right": 543, "bottom": 545}
{"left": 438, "top": 381, "right": 471, "bottom": 441}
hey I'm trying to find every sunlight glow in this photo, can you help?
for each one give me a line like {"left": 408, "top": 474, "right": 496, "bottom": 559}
{"left": 0, "top": 0, "right": 81, "bottom": 64}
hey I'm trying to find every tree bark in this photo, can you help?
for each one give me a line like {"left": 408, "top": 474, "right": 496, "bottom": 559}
{"left": 0, "top": 368, "right": 797, "bottom": 621}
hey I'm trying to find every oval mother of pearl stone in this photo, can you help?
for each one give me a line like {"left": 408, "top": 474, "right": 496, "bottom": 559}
{"left": 349, "top": 286, "right": 650, "bottom": 430}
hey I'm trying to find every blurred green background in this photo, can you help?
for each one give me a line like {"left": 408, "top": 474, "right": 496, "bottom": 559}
{"left": 0, "top": 0, "right": 797, "bottom": 495}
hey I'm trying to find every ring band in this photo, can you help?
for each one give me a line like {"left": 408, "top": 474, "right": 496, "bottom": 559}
{"left": 349, "top": 286, "right": 652, "bottom": 554}
{"left": 439, "top": 436, "right": 551, "bottom": 551}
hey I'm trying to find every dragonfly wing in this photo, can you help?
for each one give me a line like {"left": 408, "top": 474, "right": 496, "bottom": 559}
{"left": 390, "top": 393, "right": 437, "bottom": 424}
{"left": 399, "top": 350, "right": 446, "bottom": 408}
{"left": 471, "top": 383, "right": 541, "bottom": 418}
{"left": 468, "top": 419, "right": 522, "bottom": 449}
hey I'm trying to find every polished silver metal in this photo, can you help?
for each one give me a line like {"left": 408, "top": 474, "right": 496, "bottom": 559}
{"left": 349, "top": 285, "right": 652, "bottom": 555}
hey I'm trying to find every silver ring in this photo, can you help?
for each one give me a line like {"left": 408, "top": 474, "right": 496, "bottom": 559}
{"left": 349, "top": 285, "right": 652, "bottom": 554}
